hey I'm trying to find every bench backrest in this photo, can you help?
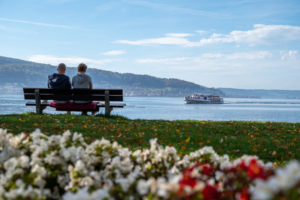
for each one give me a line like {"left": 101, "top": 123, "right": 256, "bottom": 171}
{"left": 23, "top": 88, "right": 123, "bottom": 101}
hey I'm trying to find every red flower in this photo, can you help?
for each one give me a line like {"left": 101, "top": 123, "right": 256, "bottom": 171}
{"left": 179, "top": 173, "right": 197, "bottom": 188}
{"left": 177, "top": 169, "right": 197, "bottom": 195}
{"left": 247, "top": 159, "right": 267, "bottom": 180}
{"left": 238, "top": 161, "right": 248, "bottom": 170}
{"left": 202, "top": 165, "right": 214, "bottom": 176}
{"left": 238, "top": 188, "right": 250, "bottom": 200}
{"left": 202, "top": 185, "right": 220, "bottom": 200}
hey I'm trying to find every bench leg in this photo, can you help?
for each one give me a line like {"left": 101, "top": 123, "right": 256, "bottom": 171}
{"left": 105, "top": 90, "right": 110, "bottom": 116}
{"left": 82, "top": 111, "right": 87, "bottom": 115}
{"left": 35, "top": 89, "right": 42, "bottom": 114}
{"left": 41, "top": 105, "right": 47, "bottom": 112}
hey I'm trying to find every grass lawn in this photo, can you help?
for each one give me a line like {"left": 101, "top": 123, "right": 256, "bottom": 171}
{"left": 1, "top": 113, "right": 300, "bottom": 164}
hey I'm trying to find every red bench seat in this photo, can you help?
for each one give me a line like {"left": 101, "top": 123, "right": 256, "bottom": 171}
{"left": 49, "top": 101, "right": 99, "bottom": 111}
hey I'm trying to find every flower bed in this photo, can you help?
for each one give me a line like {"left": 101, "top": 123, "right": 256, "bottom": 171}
{"left": 0, "top": 128, "right": 299, "bottom": 200}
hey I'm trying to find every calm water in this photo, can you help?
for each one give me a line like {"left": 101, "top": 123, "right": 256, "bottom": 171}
{"left": 0, "top": 95, "right": 300, "bottom": 122}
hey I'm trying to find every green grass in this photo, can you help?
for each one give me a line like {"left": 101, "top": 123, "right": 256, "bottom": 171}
{"left": 1, "top": 113, "right": 300, "bottom": 164}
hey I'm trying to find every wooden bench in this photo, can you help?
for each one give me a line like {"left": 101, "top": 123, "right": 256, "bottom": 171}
{"left": 23, "top": 88, "right": 126, "bottom": 115}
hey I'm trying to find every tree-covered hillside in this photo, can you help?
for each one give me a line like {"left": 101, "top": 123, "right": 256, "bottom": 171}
{"left": 0, "top": 56, "right": 224, "bottom": 96}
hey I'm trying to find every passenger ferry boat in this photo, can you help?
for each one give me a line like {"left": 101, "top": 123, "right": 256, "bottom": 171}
{"left": 184, "top": 93, "right": 224, "bottom": 104}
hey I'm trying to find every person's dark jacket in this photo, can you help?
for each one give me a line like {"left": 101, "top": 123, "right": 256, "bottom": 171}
{"left": 48, "top": 73, "right": 71, "bottom": 89}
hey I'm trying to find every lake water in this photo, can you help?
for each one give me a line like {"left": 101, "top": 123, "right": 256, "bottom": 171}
{"left": 0, "top": 95, "right": 300, "bottom": 122}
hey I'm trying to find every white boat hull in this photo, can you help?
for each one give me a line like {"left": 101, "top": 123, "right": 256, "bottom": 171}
{"left": 184, "top": 94, "right": 224, "bottom": 104}
{"left": 184, "top": 99, "right": 224, "bottom": 104}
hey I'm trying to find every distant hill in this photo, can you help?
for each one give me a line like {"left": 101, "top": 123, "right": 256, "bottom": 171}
{"left": 0, "top": 56, "right": 224, "bottom": 96}
{"left": 218, "top": 88, "right": 300, "bottom": 99}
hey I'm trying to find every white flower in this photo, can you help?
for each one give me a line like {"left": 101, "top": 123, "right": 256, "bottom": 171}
{"left": 146, "top": 177, "right": 157, "bottom": 193}
{"left": 4, "top": 157, "right": 18, "bottom": 171}
{"left": 116, "top": 178, "right": 131, "bottom": 192}
{"left": 61, "top": 130, "right": 72, "bottom": 144}
{"left": 74, "top": 160, "right": 88, "bottom": 175}
{"left": 9, "top": 133, "right": 25, "bottom": 147}
{"left": 166, "top": 146, "right": 177, "bottom": 157}
{"left": 119, "top": 157, "right": 133, "bottom": 173}
{"left": 34, "top": 175, "right": 46, "bottom": 188}
{"left": 62, "top": 149, "right": 72, "bottom": 161}
{"left": 99, "top": 138, "right": 111, "bottom": 148}
{"left": 80, "top": 177, "right": 94, "bottom": 187}
{"left": 31, "top": 164, "right": 47, "bottom": 177}
{"left": 273, "top": 166, "right": 300, "bottom": 191}
{"left": 58, "top": 175, "right": 69, "bottom": 187}
{"left": 48, "top": 135, "right": 61, "bottom": 146}
{"left": 119, "top": 148, "right": 131, "bottom": 158}
{"left": 18, "top": 155, "right": 30, "bottom": 168}
{"left": 90, "top": 188, "right": 110, "bottom": 200}
{"left": 132, "top": 149, "right": 142, "bottom": 163}
{"left": 215, "top": 171, "right": 224, "bottom": 181}
{"left": 44, "top": 152, "right": 62, "bottom": 165}
{"left": 251, "top": 179, "right": 275, "bottom": 200}
{"left": 286, "top": 161, "right": 300, "bottom": 180}
{"left": 0, "top": 186, "right": 5, "bottom": 196}
{"left": 157, "top": 184, "right": 170, "bottom": 199}
{"left": 150, "top": 138, "right": 158, "bottom": 152}
{"left": 63, "top": 187, "right": 110, "bottom": 200}
{"left": 73, "top": 132, "right": 85, "bottom": 145}
{"left": 137, "top": 179, "right": 149, "bottom": 195}
{"left": 15, "top": 179, "right": 25, "bottom": 188}
{"left": 111, "top": 156, "right": 121, "bottom": 168}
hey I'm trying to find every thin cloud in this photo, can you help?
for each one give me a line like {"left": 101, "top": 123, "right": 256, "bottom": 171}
{"left": 116, "top": 24, "right": 300, "bottom": 47}
{"left": 202, "top": 51, "right": 273, "bottom": 60}
{"left": 0, "top": 25, "right": 8, "bottom": 30}
{"left": 280, "top": 50, "right": 298, "bottom": 60}
{"left": 137, "top": 57, "right": 188, "bottom": 64}
{"left": 195, "top": 30, "right": 207, "bottom": 35}
{"left": 102, "top": 50, "right": 126, "bottom": 56}
{"left": 45, "top": 0, "right": 78, "bottom": 4}
{"left": 199, "top": 24, "right": 300, "bottom": 46}
{"left": 96, "top": 1, "right": 117, "bottom": 12}
{"left": 28, "top": 55, "right": 111, "bottom": 66}
{"left": 136, "top": 51, "right": 273, "bottom": 65}
{"left": 115, "top": 36, "right": 195, "bottom": 46}
{"left": 122, "top": 0, "right": 225, "bottom": 18}
{"left": 0, "top": 18, "right": 72, "bottom": 29}
{"left": 0, "top": 24, "right": 39, "bottom": 35}
{"left": 165, "top": 33, "right": 193, "bottom": 37}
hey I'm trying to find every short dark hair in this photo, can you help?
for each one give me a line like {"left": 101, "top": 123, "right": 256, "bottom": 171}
{"left": 78, "top": 63, "right": 87, "bottom": 72}
{"left": 58, "top": 63, "right": 66, "bottom": 71}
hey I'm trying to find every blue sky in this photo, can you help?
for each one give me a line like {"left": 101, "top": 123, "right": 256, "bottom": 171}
{"left": 0, "top": 0, "right": 300, "bottom": 90}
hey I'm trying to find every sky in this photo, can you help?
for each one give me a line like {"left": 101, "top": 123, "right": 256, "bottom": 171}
{"left": 0, "top": 0, "right": 300, "bottom": 90}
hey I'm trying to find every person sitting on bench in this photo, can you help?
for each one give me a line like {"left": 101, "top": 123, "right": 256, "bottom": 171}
{"left": 48, "top": 63, "right": 72, "bottom": 103}
{"left": 72, "top": 63, "right": 93, "bottom": 104}
{"left": 72, "top": 63, "right": 96, "bottom": 115}
{"left": 47, "top": 63, "right": 72, "bottom": 114}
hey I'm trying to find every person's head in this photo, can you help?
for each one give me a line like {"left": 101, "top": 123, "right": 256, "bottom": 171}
{"left": 78, "top": 63, "right": 87, "bottom": 74}
{"left": 57, "top": 63, "right": 66, "bottom": 74}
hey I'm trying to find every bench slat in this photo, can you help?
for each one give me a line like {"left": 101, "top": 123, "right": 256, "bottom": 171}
{"left": 24, "top": 94, "right": 123, "bottom": 101}
{"left": 23, "top": 88, "right": 123, "bottom": 95}
{"left": 25, "top": 101, "right": 125, "bottom": 108}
